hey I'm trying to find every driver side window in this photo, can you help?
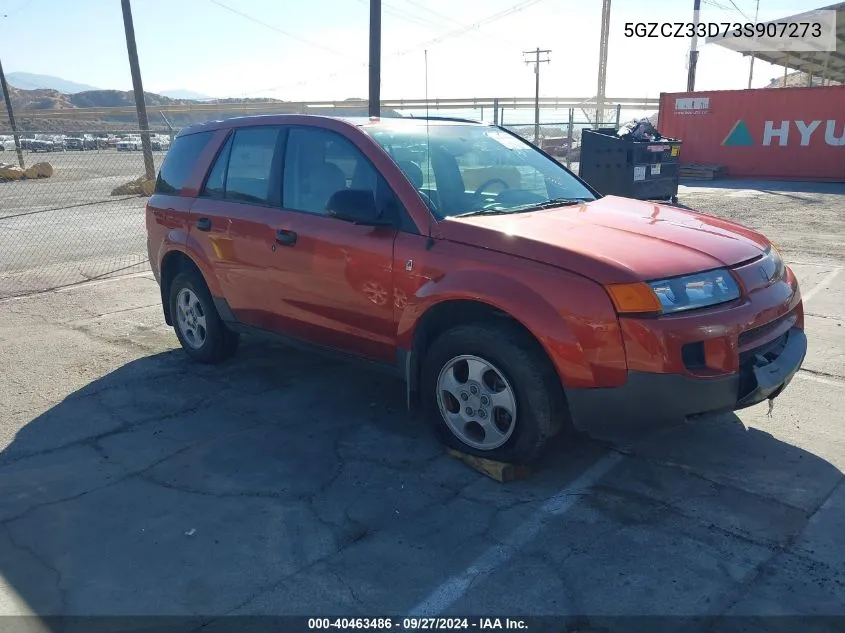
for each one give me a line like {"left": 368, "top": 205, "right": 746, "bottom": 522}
{"left": 282, "top": 127, "right": 414, "bottom": 232}
{"left": 284, "top": 127, "right": 394, "bottom": 216}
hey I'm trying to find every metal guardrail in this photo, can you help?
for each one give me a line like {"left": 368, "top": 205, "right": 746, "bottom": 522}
{"left": 8, "top": 96, "right": 660, "bottom": 119}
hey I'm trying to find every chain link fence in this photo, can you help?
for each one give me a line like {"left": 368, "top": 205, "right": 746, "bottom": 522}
{"left": 0, "top": 131, "right": 173, "bottom": 298}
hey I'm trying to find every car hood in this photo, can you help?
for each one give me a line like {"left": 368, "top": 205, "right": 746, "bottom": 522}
{"left": 439, "top": 195, "right": 770, "bottom": 284}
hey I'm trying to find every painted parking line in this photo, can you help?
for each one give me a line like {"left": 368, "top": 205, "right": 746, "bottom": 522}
{"left": 410, "top": 259, "right": 844, "bottom": 616}
{"left": 726, "top": 190, "right": 761, "bottom": 198}
{"left": 0, "top": 271, "right": 155, "bottom": 304}
{"left": 407, "top": 451, "right": 624, "bottom": 616}
{"left": 796, "top": 372, "right": 845, "bottom": 388}
{"left": 801, "top": 267, "right": 842, "bottom": 304}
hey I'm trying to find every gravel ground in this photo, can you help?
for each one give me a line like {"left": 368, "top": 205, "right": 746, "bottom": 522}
{"left": 0, "top": 177, "right": 843, "bottom": 626}
{"left": 678, "top": 180, "right": 845, "bottom": 263}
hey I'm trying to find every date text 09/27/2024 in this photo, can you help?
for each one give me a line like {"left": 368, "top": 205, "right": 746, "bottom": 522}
{"left": 307, "top": 618, "right": 528, "bottom": 630}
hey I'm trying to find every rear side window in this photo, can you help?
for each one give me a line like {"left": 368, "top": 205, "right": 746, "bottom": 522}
{"left": 155, "top": 131, "right": 214, "bottom": 194}
{"left": 200, "top": 126, "right": 283, "bottom": 205}
{"left": 203, "top": 134, "right": 233, "bottom": 199}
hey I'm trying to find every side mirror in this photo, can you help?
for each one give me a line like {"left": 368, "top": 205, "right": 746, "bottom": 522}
{"left": 326, "top": 189, "right": 390, "bottom": 226}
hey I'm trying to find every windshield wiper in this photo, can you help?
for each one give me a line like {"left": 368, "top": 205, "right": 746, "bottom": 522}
{"left": 511, "top": 197, "right": 592, "bottom": 212}
{"left": 451, "top": 208, "right": 512, "bottom": 218}
{"left": 451, "top": 197, "right": 593, "bottom": 219}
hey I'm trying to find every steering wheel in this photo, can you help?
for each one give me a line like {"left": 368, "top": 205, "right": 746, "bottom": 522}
{"left": 473, "top": 178, "right": 510, "bottom": 198}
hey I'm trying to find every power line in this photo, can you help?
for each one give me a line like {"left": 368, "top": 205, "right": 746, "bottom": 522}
{"left": 358, "top": 0, "right": 445, "bottom": 30}
{"left": 726, "top": 0, "right": 755, "bottom": 21}
{"left": 401, "top": 0, "right": 463, "bottom": 27}
{"left": 702, "top": 0, "right": 753, "bottom": 21}
{"left": 385, "top": 1, "right": 450, "bottom": 30}
{"left": 395, "top": 0, "right": 527, "bottom": 48}
{"left": 207, "top": 0, "right": 361, "bottom": 61}
{"left": 236, "top": 0, "right": 547, "bottom": 97}
{"left": 1, "top": 0, "right": 34, "bottom": 18}
{"left": 392, "top": 0, "right": 545, "bottom": 58}
{"left": 358, "top": 0, "right": 530, "bottom": 50}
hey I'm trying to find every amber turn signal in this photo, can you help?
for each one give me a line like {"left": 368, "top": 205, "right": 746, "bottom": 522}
{"left": 605, "top": 282, "right": 663, "bottom": 314}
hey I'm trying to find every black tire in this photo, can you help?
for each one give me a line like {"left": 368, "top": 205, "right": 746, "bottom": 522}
{"left": 168, "top": 270, "right": 239, "bottom": 364}
{"left": 420, "top": 323, "right": 568, "bottom": 464}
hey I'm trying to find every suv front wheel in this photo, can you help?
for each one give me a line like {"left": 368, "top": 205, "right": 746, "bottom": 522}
{"left": 169, "top": 270, "right": 239, "bottom": 363}
{"left": 421, "top": 323, "right": 565, "bottom": 464}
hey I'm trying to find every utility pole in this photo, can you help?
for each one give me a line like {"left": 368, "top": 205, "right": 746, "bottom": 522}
{"left": 523, "top": 48, "right": 550, "bottom": 145}
{"left": 0, "top": 57, "right": 24, "bottom": 169}
{"left": 686, "top": 0, "right": 702, "bottom": 92}
{"left": 596, "top": 0, "right": 611, "bottom": 127}
{"left": 747, "top": 0, "right": 760, "bottom": 88}
{"left": 747, "top": 54, "right": 756, "bottom": 88}
{"left": 121, "top": 0, "right": 155, "bottom": 181}
{"left": 369, "top": 0, "right": 381, "bottom": 118}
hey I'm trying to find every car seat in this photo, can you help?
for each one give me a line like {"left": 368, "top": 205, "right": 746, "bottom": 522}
{"left": 301, "top": 162, "right": 347, "bottom": 212}
{"left": 397, "top": 160, "right": 438, "bottom": 213}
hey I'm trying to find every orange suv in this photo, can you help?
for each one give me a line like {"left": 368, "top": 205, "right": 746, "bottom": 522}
{"left": 146, "top": 115, "right": 806, "bottom": 463}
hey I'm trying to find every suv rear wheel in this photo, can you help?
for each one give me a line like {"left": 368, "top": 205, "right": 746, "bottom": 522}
{"left": 421, "top": 323, "right": 565, "bottom": 464}
{"left": 169, "top": 270, "right": 239, "bottom": 363}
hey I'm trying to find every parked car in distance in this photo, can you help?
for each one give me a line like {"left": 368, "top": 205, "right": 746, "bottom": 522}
{"left": 146, "top": 115, "right": 807, "bottom": 463}
{"left": 117, "top": 135, "right": 142, "bottom": 151}
{"left": 65, "top": 137, "right": 85, "bottom": 151}
{"left": 30, "top": 139, "right": 55, "bottom": 153}
{"left": 0, "top": 136, "right": 17, "bottom": 152}
{"left": 151, "top": 135, "right": 171, "bottom": 151}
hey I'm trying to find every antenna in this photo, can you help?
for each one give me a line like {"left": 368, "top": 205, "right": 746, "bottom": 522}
{"left": 424, "top": 49, "right": 434, "bottom": 250}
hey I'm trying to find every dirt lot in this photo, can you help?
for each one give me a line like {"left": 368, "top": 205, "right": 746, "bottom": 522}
{"left": 0, "top": 179, "right": 843, "bottom": 630}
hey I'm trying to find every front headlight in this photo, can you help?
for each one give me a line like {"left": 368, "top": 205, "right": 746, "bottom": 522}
{"left": 648, "top": 269, "right": 741, "bottom": 314}
{"left": 606, "top": 268, "right": 741, "bottom": 315}
{"left": 757, "top": 245, "right": 785, "bottom": 284}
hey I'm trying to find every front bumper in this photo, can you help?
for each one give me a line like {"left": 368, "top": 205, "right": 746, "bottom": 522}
{"left": 566, "top": 326, "right": 807, "bottom": 442}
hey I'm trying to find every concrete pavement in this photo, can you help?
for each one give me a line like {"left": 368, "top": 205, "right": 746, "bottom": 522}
{"left": 0, "top": 181, "right": 844, "bottom": 629}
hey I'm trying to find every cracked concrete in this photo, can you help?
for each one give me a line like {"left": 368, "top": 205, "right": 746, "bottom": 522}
{"left": 1, "top": 181, "right": 845, "bottom": 621}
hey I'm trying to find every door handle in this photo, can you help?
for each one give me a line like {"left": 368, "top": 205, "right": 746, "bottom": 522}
{"left": 196, "top": 217, "right": 212, "bottom": 232}
{"left": 275, "top": 229, "right": 297, "bottom": 246}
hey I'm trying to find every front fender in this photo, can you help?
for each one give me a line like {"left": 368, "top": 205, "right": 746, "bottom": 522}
{"left": 398, "top": 267, "right": 628, "bottom": 389}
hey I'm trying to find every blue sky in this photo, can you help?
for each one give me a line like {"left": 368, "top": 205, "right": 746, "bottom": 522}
{"left": 0, "top": 0, "right": 830, "bottom": 100}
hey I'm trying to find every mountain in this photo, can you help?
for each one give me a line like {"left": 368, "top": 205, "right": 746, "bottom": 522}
{"left": 159, "top": 89, "right": 215, "bottom": 101}
{"left": 6, "top": 72, "right": 100, "bottom": 94}
{"left": 1, "top": 85, "right": 398, "bottom": 133}
{"left": 7, "top": 87, "right": 186, "bottom": 111}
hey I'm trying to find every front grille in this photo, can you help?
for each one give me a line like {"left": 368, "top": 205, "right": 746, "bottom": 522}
{"left": 738, "top": 312, "right": 792, "bottom": 348}
{"left": 738, "top": 331, "right": 789, "bottom": 398}
{"left": 739, "top": 331, "right": 788, "bottom": 367}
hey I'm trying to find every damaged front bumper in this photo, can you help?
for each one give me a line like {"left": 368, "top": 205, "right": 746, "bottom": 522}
{"left": 565, "top": 326, "right": 807, "bottom": 442}
{"left": 735, "top": 326, "right": 806, "bottom": 408}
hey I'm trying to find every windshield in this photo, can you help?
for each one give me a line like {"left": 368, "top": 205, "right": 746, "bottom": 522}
{"left": 364, "top": 122, "right": 596, "bottom": 219}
